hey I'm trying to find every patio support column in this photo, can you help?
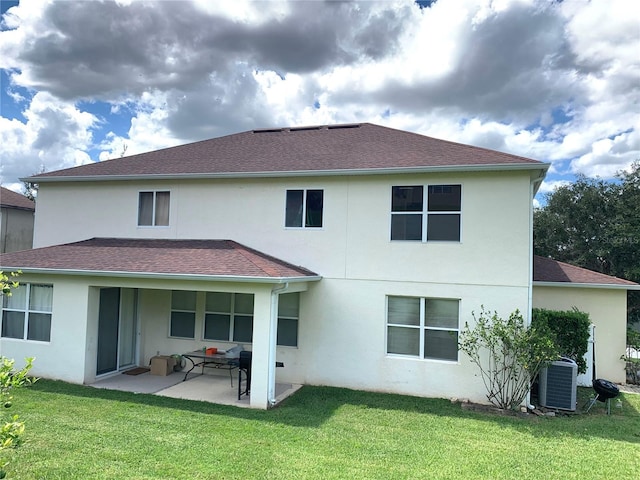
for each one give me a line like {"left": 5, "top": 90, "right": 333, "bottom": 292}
{"left": 249, "top": 286, "right": 275, "bottom": 409}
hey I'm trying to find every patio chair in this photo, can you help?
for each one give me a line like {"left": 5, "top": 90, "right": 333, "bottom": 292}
{"left": 238, "top": 350, "right": 252, "bottom": 400}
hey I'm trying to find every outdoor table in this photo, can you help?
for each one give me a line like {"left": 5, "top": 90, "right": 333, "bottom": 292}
{"left": 182, "top": 350, "right": 238, "bottom": 387}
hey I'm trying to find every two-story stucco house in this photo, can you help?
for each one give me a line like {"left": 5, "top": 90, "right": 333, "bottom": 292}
{"left": 0, "top": 123, "right": 634, "bottom": 409}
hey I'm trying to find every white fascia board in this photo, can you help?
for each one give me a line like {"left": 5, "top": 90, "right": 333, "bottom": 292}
{"left": 25, "top": 163, "right": 550, "bottom": 183}
{"left": 533, "top": 281, "right": 640, "bottom": 291}
{"left": 8, "top": 267, "right": 322, "bottom": 284}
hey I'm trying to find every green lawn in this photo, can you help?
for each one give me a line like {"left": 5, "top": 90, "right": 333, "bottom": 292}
{"left": 3, "top": 381, "right": 639, "bottom": 479}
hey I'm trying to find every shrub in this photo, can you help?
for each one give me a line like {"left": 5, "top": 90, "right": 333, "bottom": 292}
{"left": 531, "top": 308, "right": 591, "bottom": 374}
{"left": 459, "top": 307, "right": 558, "bottom": 410}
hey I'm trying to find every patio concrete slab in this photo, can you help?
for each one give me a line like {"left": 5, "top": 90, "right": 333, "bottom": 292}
{"left": 89, "top": 369, "right": 302, "bottom": 408}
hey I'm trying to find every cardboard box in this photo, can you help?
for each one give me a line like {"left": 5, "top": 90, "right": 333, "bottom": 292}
{"left": 150, "top": 355, "right": 176, "bottom": 376}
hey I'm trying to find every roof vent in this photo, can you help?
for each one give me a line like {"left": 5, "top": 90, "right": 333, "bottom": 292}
{"left": 289, "top": 126, "right": 322, "bottom": 132}
{"left": 253, "top": 128, "right": 284, "bottom": 133}
{"left": 327, "top": 124, "right": 361, "bottom": 130}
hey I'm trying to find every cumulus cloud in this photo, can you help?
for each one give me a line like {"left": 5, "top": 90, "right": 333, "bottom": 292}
{"left": 0, "top": 0, "right": 638, "bottom": 190}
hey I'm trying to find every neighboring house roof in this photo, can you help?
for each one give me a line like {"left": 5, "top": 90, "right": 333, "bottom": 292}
{"left": 0, "top": 238, "right": 320, "bottom": 283}
{"left": 533, "top": 255, "right": 640, "bottom": 290}
{"left": 26, "top": 123, "right": 548, "bottom": 182}
{"left": 0, "top": 187, "right": 35, "bottom": 211}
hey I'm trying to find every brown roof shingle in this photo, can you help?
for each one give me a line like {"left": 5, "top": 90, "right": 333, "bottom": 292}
{"left": 533, "top": 255, "right": 638, "bottom": 287}
{"left": 29, "top": 123, "right": 546, "bottom": 181}
{"left": 0, "top": 238, "right": 319, "bottom": 282}
{"left": 0, "top": 187, "right": 35, "bottom": 211}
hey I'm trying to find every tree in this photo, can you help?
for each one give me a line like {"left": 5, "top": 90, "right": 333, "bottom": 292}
{"left": 534, "top": 162, "right": 640, "bottom": 324}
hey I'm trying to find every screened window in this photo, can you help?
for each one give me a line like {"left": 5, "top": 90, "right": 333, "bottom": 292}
{"left": 2, "top": 284, "right": 53, "bottom": 341}
{"left": 391, "top": 185, "right": 461, "bottom": 241}
{"left": 170, "top": 290, "right": 196, "bottom": 338}
{"left": 138, "top": 191, "right": 170, "bottom": 226}
{"left": 204, "top": 293, "right": 254, "bottom": 343}
{"left": 285, "top": 189, "right": 323, "bottom": 228}
{"left": 386, "top": 296, "right": 459, "bottom": 361}
{"left": 277, "top": 293, "right": 299, "bottom": 347}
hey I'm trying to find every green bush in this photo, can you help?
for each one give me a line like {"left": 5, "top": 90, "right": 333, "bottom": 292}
{"left": 531, "top": 308, "right": 591, "bottom": 374}
{"left": 459, "top": 308, "right": 558, "bottom": 410}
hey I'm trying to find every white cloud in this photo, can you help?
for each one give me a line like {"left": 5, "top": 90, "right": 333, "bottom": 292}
{"left": 0, "top": 0, "right": 638, "bottom": 187}
{"left": 0, "top": 92, "right": 97, "bottom": 184}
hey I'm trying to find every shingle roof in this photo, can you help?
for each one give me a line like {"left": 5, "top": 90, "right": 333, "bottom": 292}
{"left": 0, "top": 238, "right": 320, "bottom": 282}
{"left": 533, "top": 255, "right": 638, "bottom": 287}
{"left": 28, "top": 123, "right": 546, "bottom": 182}
{"left": 0, "top": 187, "right": 35, "bottom": 211}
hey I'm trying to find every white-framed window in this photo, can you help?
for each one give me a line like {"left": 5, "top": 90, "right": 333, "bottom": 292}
{"left": 138, "top": 191, "right": 170, "bottom": 226}
{"left": 1, "top": 284, "right": 53, "bottom": 342}
{"left": 170, "top": 290, "right": 196, "bottom": 338}
{"left": 391, "top": 185, "right": 461, "bottom": 241}
{"left": 277, "top": 293, "right": 299, "bottom": 347}
{"left": 204, "top": 292, "right": 254, "bottom": 343}
{"left": 285, "top": 189, "right": 323, "bottom": 228}
{"left": 386, "top": 296, "right": 459, "bottom": 361}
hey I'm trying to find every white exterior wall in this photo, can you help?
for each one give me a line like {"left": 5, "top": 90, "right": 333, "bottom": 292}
{"left": 532, "top": 286, "right": 627, "bottom": 383}
{"left": 0, "top": 274, "right": 90, "bottom": 383}
{"left": 21, "top": 169, "right": 536, "bottom": 403}
{"left": 34, "top": 171, "right": 532, "bottom": 287}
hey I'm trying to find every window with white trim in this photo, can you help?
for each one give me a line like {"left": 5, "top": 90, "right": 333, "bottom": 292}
{"left": 391, "top": 185, "right": 461, "bottom": 241}
{"left": 277, "top": 293, "right": 299, "bottom": 347}
{"left": 285, "top": 189, "right": 323, "bottom": 228}
{"left": 386, "top": 296, "right": 459, "bottom": 361}
{"left": 138, "top": 191, "right": 170, "bottom": 226}
{"left": 170, "top": 290, "right": 196, "bottom": 338}
{"left": 1, "top": 284, "right": 53, "bottom": 342}
{"left": 204, "top": 292, "right": 254, "bottom": 343}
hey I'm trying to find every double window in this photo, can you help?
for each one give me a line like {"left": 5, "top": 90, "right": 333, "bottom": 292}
{"left": 391, "top": 185, "right": 461, "bottom": 241}
{"left": 204, "top": 293, "right": 254, "bottom": 343}
{"left": 386, "top": 296, "right": 459, "bottom": 361}
{"left": 169, "top": 291, "right": 300, "bottom": 347}
{"left": 138, "top": 191, "right": 170, "bottom": 226}
{"left": 285, "top": 189, "right": 323, "bottom": 228}
{"left": 1, "top": 284, "right": 53, "bottom": 342}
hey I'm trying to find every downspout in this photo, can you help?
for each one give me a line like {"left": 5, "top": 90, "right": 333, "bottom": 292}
{"left": 527, "top": 170, "right": 545, "bottom": 410}
{"left": 268, "top": 282, "right": 289, "bottom": 406}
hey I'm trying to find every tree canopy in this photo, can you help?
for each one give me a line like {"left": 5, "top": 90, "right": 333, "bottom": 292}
{"left": 534, "top": 162, "right": 640, "bottom": 323}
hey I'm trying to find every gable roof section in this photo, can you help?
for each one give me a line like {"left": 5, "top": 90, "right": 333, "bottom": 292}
{"left": 0, "top": 238, "right": 320, "bottom": 283}
{"left": 27, "top": 123, "right": 547, "bottom": 182}
{"left": 533, "top": 255, "right": 639, "bottom": 289}
{"left": 0, "top": 187, "right": 35, "bottom": 211}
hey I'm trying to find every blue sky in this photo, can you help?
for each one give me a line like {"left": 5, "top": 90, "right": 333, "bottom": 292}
{"left": 1, "top": 0, "right": 639, "bottom": 206}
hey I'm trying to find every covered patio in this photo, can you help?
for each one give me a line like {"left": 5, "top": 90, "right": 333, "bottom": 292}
{"left": 90, "top": 368, "right": 303, "bottom": 408}
{"left": 0, "top": 238, "right": 320, "bottom": 409}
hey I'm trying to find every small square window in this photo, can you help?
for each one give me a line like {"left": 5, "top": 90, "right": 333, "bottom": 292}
{"left": 285, "top": 189, "right": 323, "bottom": 228}
{"left": 138, "top": 191, "right": 170, "bottom": 226}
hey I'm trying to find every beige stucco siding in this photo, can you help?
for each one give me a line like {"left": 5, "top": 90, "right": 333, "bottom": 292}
{"left": 532, "top": 285, "right": 627, "bottom": 383}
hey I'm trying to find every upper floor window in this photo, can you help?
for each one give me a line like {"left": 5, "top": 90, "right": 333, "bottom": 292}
{"left": 138, "top": 191, "right": 170, "bottom": 226}
{"left": 386, "top": 296, "right": 459, "bottom": 361}
{"left": 285, "top": 189, "right": 323, "bottom": 228}
{"left": 2, "top": 284, "right": 53, "bottom": 342}
{"left": 391, "top": 185, "right": 461, "bottom": 241}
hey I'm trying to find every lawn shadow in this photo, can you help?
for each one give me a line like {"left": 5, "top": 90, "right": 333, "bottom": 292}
{"left": 29, "top": 380, "right": 640, "bottom": 444}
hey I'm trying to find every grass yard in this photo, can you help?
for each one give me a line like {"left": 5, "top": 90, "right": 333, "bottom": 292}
{"left": 2, "top": 381, "right": 639, "bottom": 479}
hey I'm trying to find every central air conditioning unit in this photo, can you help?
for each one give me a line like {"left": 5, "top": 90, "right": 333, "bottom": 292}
{"left": 538, "top": 357, "right": 578, "bottom": 411}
